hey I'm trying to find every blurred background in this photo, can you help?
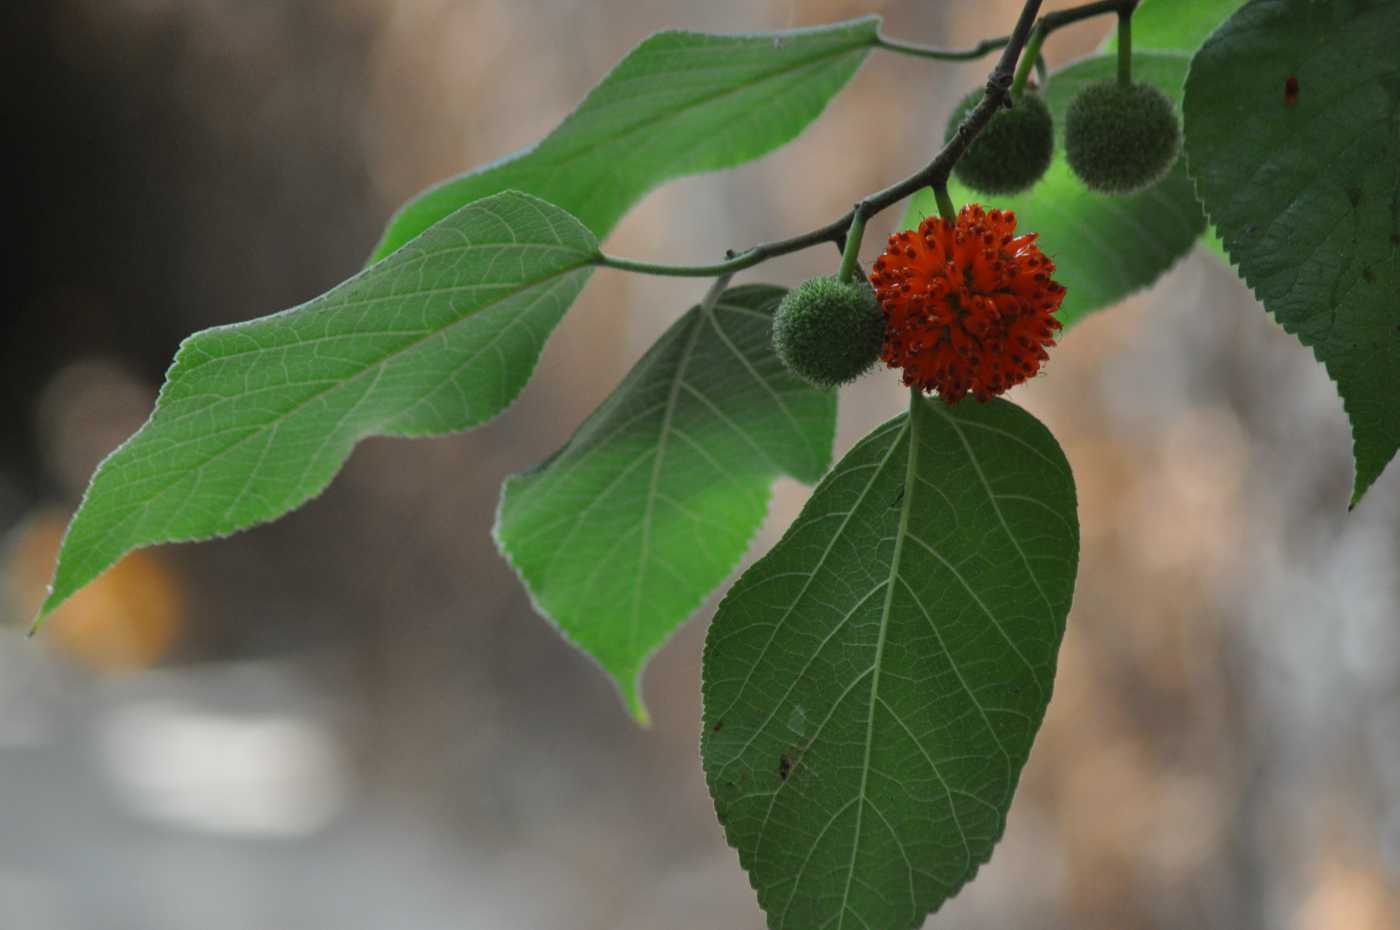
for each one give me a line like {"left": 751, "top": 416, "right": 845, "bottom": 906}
{"left": 2, "top": 1, "right": 1397, "bottom": 928}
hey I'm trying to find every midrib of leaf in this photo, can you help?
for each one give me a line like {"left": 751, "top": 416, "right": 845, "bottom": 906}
{"left": 41, "top": 192, "right": 603, "bottom": 625}
{"left": 628, "top": 304, "right": 705, "bottom": 667}
{"left": 837, "top": 398, "right": 920, "bottom": 929}
{"left": 55, "top": 267, "right": 586, "bottom": 595}
{"left": 104, "top": 266, "right": 588, "bottom": 506}
{"left": 495, "top": 287, "right": 836, "bottom": 721}
{"left": 709, "top": 416, "right": 907, "bottom": 732}
{"left": 502, "top": 298, "right": 781, "bottom": 537}
{"left": 127, "top": 255, "right": 581, "bottom": 438}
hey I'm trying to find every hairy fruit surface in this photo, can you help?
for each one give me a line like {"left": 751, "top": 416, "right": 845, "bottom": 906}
{"left": 1064, "top": 80, "right": 1181, "bottom": 194}
{"left": 945, "top": 89, "right": 1055, "bottom": 195}
{"left": 772, "top": 276, "right": 885, "bottom": 388}
{"left": 870, "top": 204, "right": 1064, "bottom": 403}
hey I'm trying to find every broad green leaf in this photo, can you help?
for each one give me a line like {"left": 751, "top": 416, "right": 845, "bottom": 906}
{"left": 495, "top": 285, "right": 836, "bottom": 722}
{"left": 369, "top": 17, "right": 881, "bottom": 263}
{"left": 38, "top": 191, "right": 599, "bottom": 625}
{"left": 1106, "top": 0, "right": 1247, "bottom": 53}
{"left": 906, "top": 51, "right": 1206, "bottom": 329}
{"left": 702, "top": 394, "right": 1078, "bottom": 930}
{"left": 1184, "top": 0, "right": 1400, "bottom": 504}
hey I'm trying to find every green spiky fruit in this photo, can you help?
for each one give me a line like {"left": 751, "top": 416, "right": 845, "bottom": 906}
{"left": 772, "top": 276, "right": 884, "bottom": 388}
{"left": 1064, "top": 80, "right": 1181, "bottom": 194}
{"left": 944, "top": 88, "right": 1055, "bottom": 195}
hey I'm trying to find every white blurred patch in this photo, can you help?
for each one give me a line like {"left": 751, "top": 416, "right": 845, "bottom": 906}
{"left": 98, "top": 700, "right": 346, "bottom": 838}
{"left": 0, "top": 639, "right": 59, "bottom": 750}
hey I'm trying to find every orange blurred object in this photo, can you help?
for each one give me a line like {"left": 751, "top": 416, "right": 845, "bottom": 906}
{"left": 5, "top": 509, "right": 184, "bottom": 671}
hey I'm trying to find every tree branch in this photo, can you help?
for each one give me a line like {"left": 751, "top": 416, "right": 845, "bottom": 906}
{"left": 598, "top": 0, "right": 1140, "bottom": 279}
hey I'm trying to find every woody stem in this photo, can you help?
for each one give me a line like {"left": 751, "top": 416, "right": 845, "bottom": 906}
{"left": 1117, "top": 9, "right": 1133, "bottom": 84}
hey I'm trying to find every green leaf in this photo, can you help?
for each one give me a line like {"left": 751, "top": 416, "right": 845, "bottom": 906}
{"left": 907, "top": 51, "right": 1206, "bottom": 329}
{"left": 495, "top": 285, "right": 836, "bottom": 722}
{"left": 38, "top": 191, "right": 599, "bottom": 625}
{"left": 1184, "top": 0, "right": 1400, "bottom": 504}
{"left": 369, "top": 17, "right": 881, "bottom": 263}
{"left": 1106, "top": 0, "right": 1248, "bottom": 53}
{"left": 702, "top": 394, "right": 1078, "bottom": 930}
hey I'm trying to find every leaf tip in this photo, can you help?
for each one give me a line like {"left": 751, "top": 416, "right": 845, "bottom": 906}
{"left": 623, "top": 678, "right": 652, "bottom": 728}
{"left": 28, "top": 598, "right": 54, "bottom": 638}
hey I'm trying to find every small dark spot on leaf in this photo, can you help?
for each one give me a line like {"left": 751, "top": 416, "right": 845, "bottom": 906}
{"left": 1347, "top": 186, "right": 1363, "bottom": 208}
{"left": 712, "top": 720, "right": 724, "bottom": 733}
{"left": 1390, "top": 233, "right": 1400, "bottom": 245}
{"left": 1284, "top": 75, "right": 1299, "bottom": 105}
{"left": 778, "top": 754, "right": 793, "bottom": 781}
{"left": 1363, "top": 267, "right": 1376, "bottom": 283}
{"left": 890, "top": 487, "right": 905, "bottom": 508}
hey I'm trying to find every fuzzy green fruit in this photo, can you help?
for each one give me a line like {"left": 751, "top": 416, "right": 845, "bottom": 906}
{"left": 944, "top": 89, "right": 1055, "bottom": 195}
{"left": 772, "top": 276, "right": 884, "bottom": 388}
{"left": 1064, "top": 80, "right": 1181, "bottom": 194}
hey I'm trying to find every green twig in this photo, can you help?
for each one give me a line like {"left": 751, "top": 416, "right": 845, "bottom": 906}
{"left": 876, "top": 0, "right": 1136, "bottom": 67}
{"left": 596, "top": 253, "right": 761, "bottom": 278}
{"left": 1039, "top": 0, "right": 1136, "bottom": 33}
{"left": 1011, "top": 25, "right": 1048, "bottom": 97}
{"left": 933, "top": 184, "right": 957, "bottom": 223}
{"left": 874, "top": 33, "right": 1009, "bottom": 62}
{"left": 701, "top": 273, "right": 734, "bottom": 313}
{"left": 836, "top": 209, "right": 868, "bottom": 283}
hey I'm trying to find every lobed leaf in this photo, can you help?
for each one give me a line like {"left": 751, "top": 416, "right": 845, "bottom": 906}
{"left": 1184, "top": 0, "right": 1400, "bottom": 503}
{"left": 369, "top": 17, "right": 881, "bottom": 262}
{"left": 38, "top": 191, "right": 598, "bottom": 625}
{"left": 907, "top": 51, "right": 1206, "bottom": 329}
{"left": 495, "top": 285, "right": 836, "bottom": 722}
{"left": 702, "top": 394, "right": 1078, "bottom": 930}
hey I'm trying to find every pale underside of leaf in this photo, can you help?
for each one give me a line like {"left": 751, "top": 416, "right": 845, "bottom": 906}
{"left": 40, "top": 191, "right": 599, "bottom": 625}
{"left": 702, "top": 395, "right": 1078, "bottom": 930}
{"left": 1183, "top": 0, "right": 1400, "bottom": 503}
{"left": 369, "top": 16, "right": 881, "bottom": 261}
{"left": 495, "top": 285, "right": 836, "bottom": 722}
